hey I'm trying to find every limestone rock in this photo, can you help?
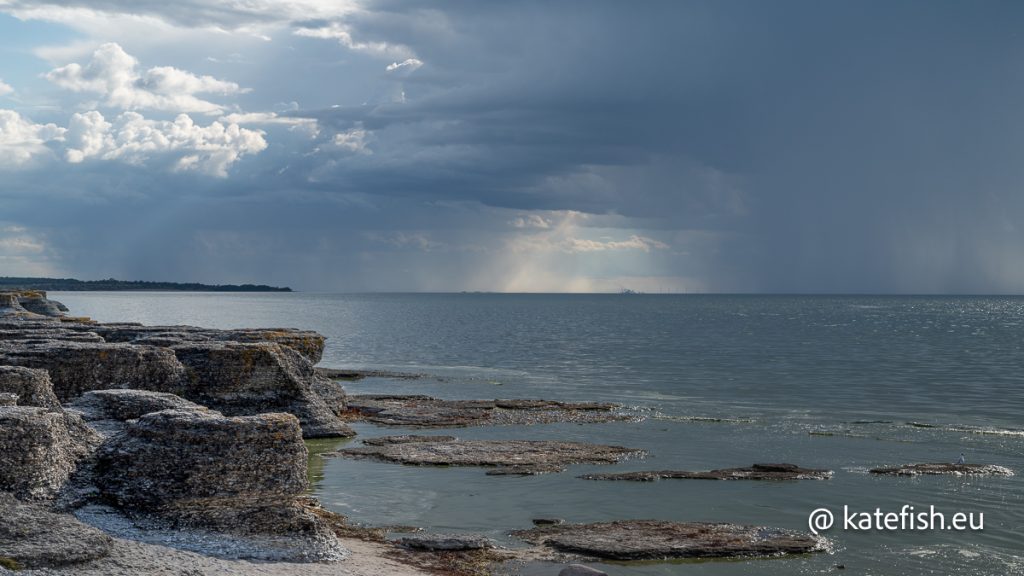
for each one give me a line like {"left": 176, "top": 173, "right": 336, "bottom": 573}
{"left": 93, "top": 324, "right": 326, "bottom": 364}
{"left": 0, "top": 341, "right": 186, "bottom": 402}
{"left": 400, "top": 534, "right": 494, "bottom": 551}
{"left": 66, "top": 389, "right": 213, "bottom": 421}
{"left": 336, "top": 437, "right": 644, "bottom": 474}
{"left": 171, "top": 341, "right": 354, "bottom": 438}
{"left": 0, "top": 406, "right": 101, "bottom": 500}
{"left": 580, "top": 463, "right": 833, "bottom": 482}
{"left": 94, "top": 409, "right": 343, "bottom": 560}
{"left": 16, "top": 291, "right": 68, "bottom": 317}
{"left": 0, "top": 293, "right": 40, "bottom": 319}
{"left": 311, "top": 374, "right": 348, "bottom": 416}
{"left": 0, "top": 365, "right": 61, "bottom": 408}
{"left": 0, "top": 392, "right": 16, "bottom": 406}
{"left": 870, "top": 463, "right": 1013, "bottom": 476}
{"left": 0, "top": 493, "right": 113, "bottom": 568}
{"left": 345, "top": 394, "right": 630, "bottom": 428}
{"left": 513, "top": 520, "right": 826, "bottom": 560}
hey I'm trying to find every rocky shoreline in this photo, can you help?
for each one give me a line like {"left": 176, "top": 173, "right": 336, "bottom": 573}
{"left": 8, "top": 290, "right": 970, "bottom": 575}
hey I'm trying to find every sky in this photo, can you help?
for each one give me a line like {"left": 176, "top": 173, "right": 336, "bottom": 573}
{"left": 0, "top": 1, "right": 1023, "bottom": 293}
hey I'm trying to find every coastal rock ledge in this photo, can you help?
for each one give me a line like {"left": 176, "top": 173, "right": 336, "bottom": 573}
{"left": 94, "top": 409, "right": 344, "bottom": 561}
{"left": 0, "top": 290, "right": 354, "bottom": 439}
{"left": 512, "top": 520, "right": 827, "bottom": 561}
{"left": 580, "top": 463, "right": 833, "bottom": 482}
{"left": 869, "top": 463, "right": 1013, "bottom": 477}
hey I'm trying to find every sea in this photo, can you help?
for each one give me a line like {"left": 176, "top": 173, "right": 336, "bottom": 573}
{"left": 53, "top": 292, "right": 1024, "bottom": 576}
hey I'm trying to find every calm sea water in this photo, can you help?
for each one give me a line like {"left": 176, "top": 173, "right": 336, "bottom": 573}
{"left": 54, "top": 293, "right": 1024, "bottom": 575}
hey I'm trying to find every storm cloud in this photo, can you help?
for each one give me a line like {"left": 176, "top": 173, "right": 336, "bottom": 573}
{"left": 0, "top": 0, "right": 1022, "bottom": 292}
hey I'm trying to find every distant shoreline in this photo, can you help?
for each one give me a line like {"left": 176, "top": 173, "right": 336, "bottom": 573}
{"left": 0, "top": 277, "right": 292, "bottom": 292}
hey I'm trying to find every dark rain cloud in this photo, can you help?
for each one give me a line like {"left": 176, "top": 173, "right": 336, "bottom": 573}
{"left": 2, "top": 0, "right": 1024, "bottom": 292}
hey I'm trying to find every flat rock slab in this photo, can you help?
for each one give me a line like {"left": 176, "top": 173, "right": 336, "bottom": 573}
{"left": 334, "top": 436, "right": 644, "bottom": 474}
{"left": 869, "top": 463, "right": 1014, "bottom": 476}
{"left": 67, "top": 389, "right": 213, "bottom": 421}
{"left": 362, "top": 435, "right": 457, "bottom": 446}
{"left": 399, "top": 534, "right": 494, "bottom": 552}
{"left": 0, "top": 493, "right": 113, "bottom": 568}
{"left": 580, "top": 463, "right": 832, "bottom": 482}
{"left": 512, "top": 520, "right": 826, "bottom": 561}
{"left": 345, "top": 395, "right": 630, "bottom": 427}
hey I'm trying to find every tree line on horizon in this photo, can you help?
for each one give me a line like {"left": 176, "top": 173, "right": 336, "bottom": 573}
{"left": 0, "top": 277, "right": 292, "bottom": 292}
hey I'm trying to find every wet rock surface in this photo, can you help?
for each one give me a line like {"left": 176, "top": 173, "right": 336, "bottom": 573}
{"left": 334, "top": 436, "right": 644, "bottom": 474}
{"left": 0, "top": 406, "right": 101, "bottom": 500}
{"left": 345, "top": 394, "right": 630, "bottom": 428}
{"left": 580, "top": 463, "right": 833, "bottom": 482}
{"left": 869, "top": 463, "right": 1014, "bottom": 476}
{"left": 512, "top": 520, "right": 826, "bottom": 560}
{"left": 559, "top": 565, "right": 608, "bottom": 576}
{"left": 0, "top": 366, "right": 61, "bottom": 408}
{"left": 399, "top": 534, "right": 494, "bottom": 552}
{"left": 0, "top": 493, "right": 113, "bottom": 569}
{"left": 316, "top": 367, "right": 435, "bottom": 381}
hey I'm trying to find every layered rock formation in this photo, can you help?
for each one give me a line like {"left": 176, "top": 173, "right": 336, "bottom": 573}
{"left": 0, "top": 406, "right": 100, "bottom": 500}
{"left": 0, "top": 291, "right": 352, "bottom": 566}
{"left": 93, "top": 409, "right": 343, "bottom": 560}
{"left": 172, "top": 341, "right": 353, "bottom": 438}
{"left": 0, "top": 291, "right": 352, "bottom": 438}
{"left": 0, "top": 366, "right": 61, "bottom": 408}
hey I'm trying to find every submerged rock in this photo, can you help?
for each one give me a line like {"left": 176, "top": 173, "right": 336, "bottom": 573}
{"left": 869, "top": 463, "right": 1014, "bottom": 476}
{"left": 580, "top": 463, "right": 833, "bottom": 482}
{"left": 399, "top": 534, "right": 494, "bottom": 552}
{"left": 335, "top": 436, "right": 644, "bottom": 474}
{"left": 94, "top": 409, "right": 343, "bottom": 560}
{"left": 512, "top": 520, "right": 826, "bottom": 561}
{"left": 0, "top": 493, "right": 113, "bottom": 568}
{"left": 0, "top": 366, "right": 61, "bottom": 408}
{"left": 0, "top": 406, "right": 101, "bottom": 500}
{"left": 345, "top": 394, "right": 631, "bottom": 428}
{"left": 559, "top": 565, "right": 608, "bottom": 576}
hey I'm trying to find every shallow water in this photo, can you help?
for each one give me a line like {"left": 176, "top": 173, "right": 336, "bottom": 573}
{"left": 56, "top": 292, "right": 1024, "bottom": 575}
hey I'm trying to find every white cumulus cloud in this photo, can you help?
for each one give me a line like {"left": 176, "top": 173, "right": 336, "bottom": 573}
{"left": 64, "top": 111, "right": 267, "bottom": 176}
{"left": 46, "top": 43, "right": 245, "bottom": 115}
{"left": 0, "top": 110, "right": 66, "bottom": 168}
{"left": 0, "top": 80, "right": 13, "bottom": 97}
